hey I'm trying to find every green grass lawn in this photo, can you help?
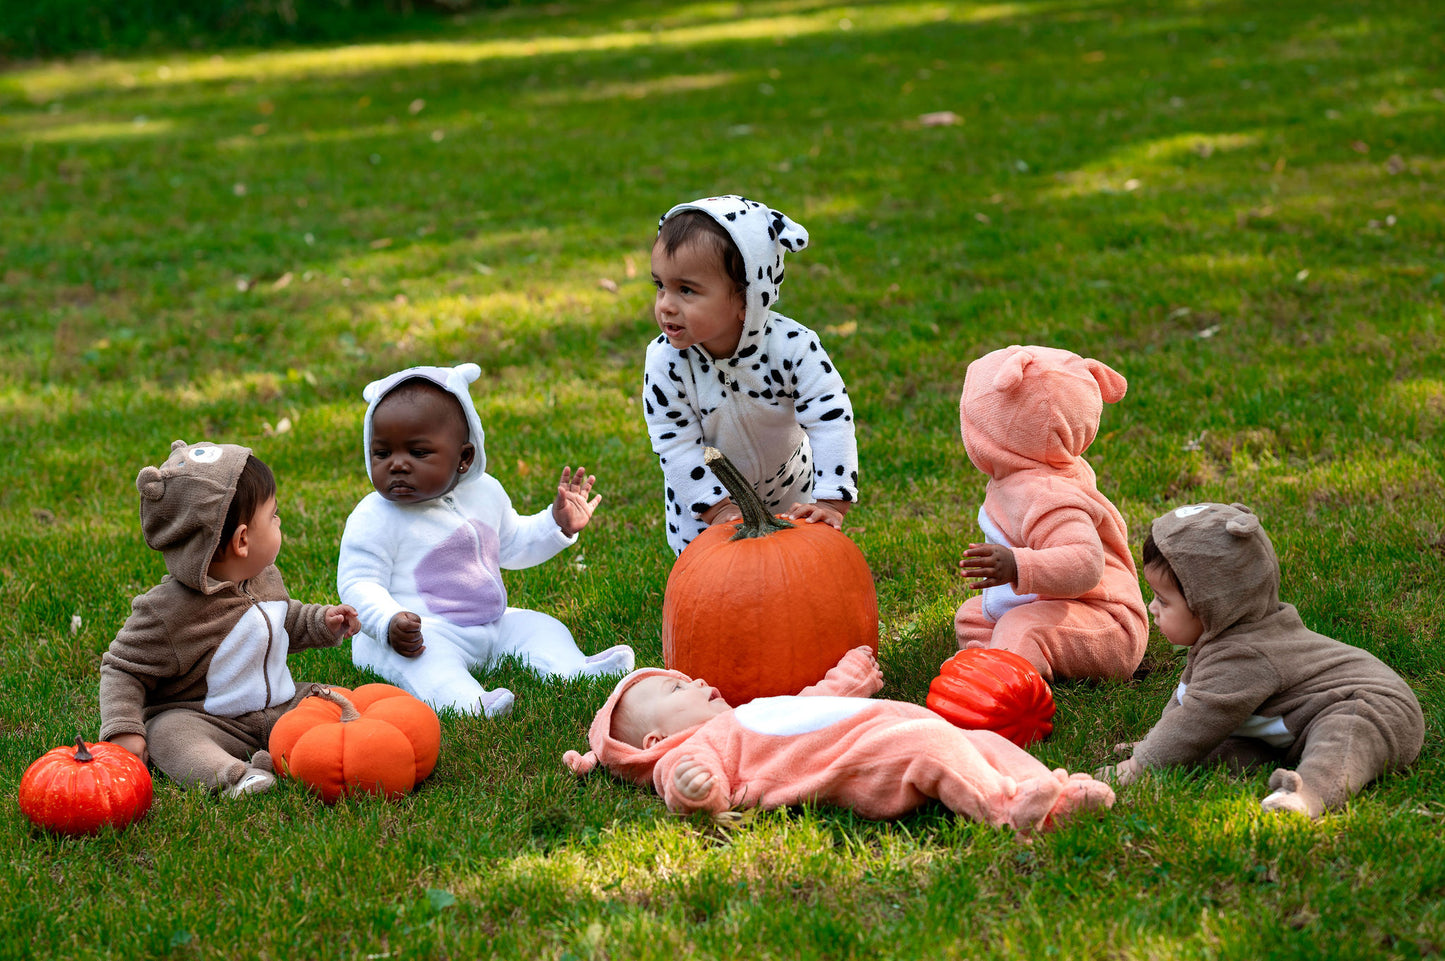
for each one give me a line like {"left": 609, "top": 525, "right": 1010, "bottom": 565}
{"left": 3, "top": 0, "right": 1443, "bottom": 957}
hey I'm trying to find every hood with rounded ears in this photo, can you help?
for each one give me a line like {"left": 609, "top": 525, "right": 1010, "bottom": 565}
{"left": 135, "top": 439, "right": 253, "bottom": 594}
{"left": 361, "top": 362, "right": 488, "bottom": 486}
{"left": 659, "top": 194, "right": 809, "bottom": 357}
{"left": 562, "top": 666, "right": 721, "bottom": 786}
{"left": 961, "top": 345, "right": 1127, "bottom": 482}
{"left": 1151, "top": 502, "right": 1281, "bottom": 644}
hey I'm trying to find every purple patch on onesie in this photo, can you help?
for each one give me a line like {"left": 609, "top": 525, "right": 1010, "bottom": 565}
{"left": 414, "top": 519, "right": 506, "bottom": 626}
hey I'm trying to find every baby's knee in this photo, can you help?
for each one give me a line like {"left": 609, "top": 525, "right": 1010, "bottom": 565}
{"left": 954, "top": 597, "right": 992, "bottom": 645}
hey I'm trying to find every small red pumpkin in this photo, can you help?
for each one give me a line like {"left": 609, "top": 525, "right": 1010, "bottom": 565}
{"left": 269, "top": 686, "right": 440, "bottom": 803}
{"left": 926, "top": 649, "right": 1056, "bottom": 747}
{"left": 662, "top": 447, "right": 879, "bottom": 704}
{"left": 19, "top": 737, "right": 153, "bottom": 835}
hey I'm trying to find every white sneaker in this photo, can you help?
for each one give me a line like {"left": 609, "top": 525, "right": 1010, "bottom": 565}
{"left": 224, "top": 769, "right": 275, "bottom": 797}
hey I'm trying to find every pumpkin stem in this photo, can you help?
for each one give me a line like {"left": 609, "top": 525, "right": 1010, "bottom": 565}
{"left": 73, "top": 736, "right": 94, "bottom": 763}
{"left": 310, "top": 686, "right": 361, "bottom": 723}
{"left": 704, "top": 447, "right": 794, "bottom": 541}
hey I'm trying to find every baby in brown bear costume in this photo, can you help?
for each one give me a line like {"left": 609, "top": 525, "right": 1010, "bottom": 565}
{"left": 1099, "top": 502, "right": 1423, "bottom": 817}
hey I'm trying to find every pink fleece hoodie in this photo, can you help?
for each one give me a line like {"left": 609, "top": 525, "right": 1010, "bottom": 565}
{"left": 954, "top": 345, "right": 1147, "bottom": 681}
{"left": 564, "top": 648, "right": 1114, "bottom": 830}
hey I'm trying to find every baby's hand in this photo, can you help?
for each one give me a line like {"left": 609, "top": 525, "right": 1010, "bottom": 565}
{"left": 111, "top": 733, "right": 148, "bottom": 766}
{"left": 701, "top": 499, "right": 742, "bottom": 527}
{"left": 672, "top": 756, "right": 715, "bottom": 802}
{"left": 1095, "top": 754, "right": 1143, "bottom": 786}
{"left": 326, "top": 604, "right": 361, "bottom": 640}
{"left": 787, "top": 500, "right": 847, "bottom": 530}
{"left": 959, "top": 543, "right": 1018, "bottom": 589}
{"left": 552, "top": 466, "right": 601, "bottom": 537}
{"left": 388, "top": 611, "right": 425, "bottom": 658}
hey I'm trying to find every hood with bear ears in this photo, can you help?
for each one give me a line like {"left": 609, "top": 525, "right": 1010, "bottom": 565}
{"left": 659, "top": 194, "right": 809, "bottom": 358}
{"left": 135, "top": 440, "right": 253, "bottom": 595}
{"left": 960, "top": 345, "right": 1127, "bottom": 482}
{"left": 1151, "top": 502, "right": 1282, "bottom": 644}
{"left": 361, "top": 362, "right": 488, "bottom": 486}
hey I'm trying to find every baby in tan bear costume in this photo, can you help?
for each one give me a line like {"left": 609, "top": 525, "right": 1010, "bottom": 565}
{"left": 1100, "top": 502, "right": 1424, "bottom": 817}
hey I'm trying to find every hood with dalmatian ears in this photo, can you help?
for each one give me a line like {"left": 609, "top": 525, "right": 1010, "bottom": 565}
{"left": 361, "top": 362, "right": 488, "bottom": 483}
{"left": 1150, "top": 502, "right": 1281, "bottom": 644}
{"left": 135, "top": 440, "right": 254, "bottom": 594}
{"left": 660, "top": 194, "right": 809, "bottom": 334}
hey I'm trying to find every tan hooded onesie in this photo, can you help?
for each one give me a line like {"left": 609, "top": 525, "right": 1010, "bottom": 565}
{"left": 99, "top": 441, "right": 341, "bottom": 790}
{"left": 1131, "top": 502, "right": 1424, "bottom": 815}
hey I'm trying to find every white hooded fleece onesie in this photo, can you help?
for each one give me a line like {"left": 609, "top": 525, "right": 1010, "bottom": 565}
{"left": 643, "top": 195, "right": 860, "bottom": 555}
{"left": 338, "top": 363, "right": 633, "bottom": 716}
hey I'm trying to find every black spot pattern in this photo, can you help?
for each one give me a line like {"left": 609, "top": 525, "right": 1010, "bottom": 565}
{"left": 644, "top": 196, "right": 853, "bottom": 555}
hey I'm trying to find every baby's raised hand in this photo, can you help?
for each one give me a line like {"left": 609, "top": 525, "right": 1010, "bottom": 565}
{"left": 552, "top": 466, "right": 601, "bottom": 537}
{"left": 672, "top": 756, "right": 715, "bottom": 802}
{"left": 959, "top": 542, "right": 1018, "bottom": 589}
{"left": 327, "top": 604, "right": 361, "bottom": 640}
{"left": 388, "top": 610, "right": 425, "bottom": 658}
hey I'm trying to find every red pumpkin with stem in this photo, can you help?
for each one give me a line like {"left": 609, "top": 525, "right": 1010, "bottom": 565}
{"left": 269, "top": 685, "right": 440, "bottom": 802}
{"left": 19, "top": 737, "right": 153, "bottom": 835}
{"left": 662, "top": 447, "right": 879, "bottom": 704}
{"left": 926, "top": 648, "right": 1056, "bottom": 747}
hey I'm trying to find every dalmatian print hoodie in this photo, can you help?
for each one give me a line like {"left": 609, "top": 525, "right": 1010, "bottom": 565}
{"left": 643, "top": 195, "right": 860, "bottom": 555}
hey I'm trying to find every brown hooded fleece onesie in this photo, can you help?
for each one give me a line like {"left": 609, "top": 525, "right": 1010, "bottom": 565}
{"left": 1131, "top": 502, "right": 1424, "bottom": 815}
{"left": 99, "top": 441, "right": 341, "bottom": 790}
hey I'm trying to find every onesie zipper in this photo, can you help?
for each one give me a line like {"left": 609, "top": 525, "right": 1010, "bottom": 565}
{"left": 242, "top": 581, "right": 276, "bottom": 707}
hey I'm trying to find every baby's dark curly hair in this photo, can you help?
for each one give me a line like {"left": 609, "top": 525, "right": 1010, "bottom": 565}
{"left": 215, "top": 455, "right": 276, "bottom": 561}
{"left": 656, "top": 210, "right": 747, "bottom": 296}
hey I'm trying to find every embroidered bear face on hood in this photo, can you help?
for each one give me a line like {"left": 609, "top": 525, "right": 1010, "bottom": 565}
{"left": 135, "top": 440, "right": 253, "bottom": 594}
{"left": 1150, "top": 502, "right": 1281, "bottom": 644}
{"left": 360, "top": 362, "right": 489, "bottom": 488}
{"left": 960, "top": 345, "right": 1128, "bottom": 481}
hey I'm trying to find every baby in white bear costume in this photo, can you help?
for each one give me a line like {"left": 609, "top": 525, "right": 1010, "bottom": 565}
{"left": 338, "top": 363, "right": 634, "bottom": 716}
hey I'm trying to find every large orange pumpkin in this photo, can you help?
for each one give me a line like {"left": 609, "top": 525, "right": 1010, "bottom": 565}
{"left": 662, "top": 447, "right": 879, "bottom": 704}
{"left": 269, "top": 685, "right": 440, "bottom": 802}
{"left": 926, "top": 649, "right": 1056, "bottom": 747}
{"left": 19, "top": 737, "right": 153, "bottom": 835}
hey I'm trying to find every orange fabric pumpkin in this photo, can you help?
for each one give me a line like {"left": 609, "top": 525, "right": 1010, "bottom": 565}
{"left": 19, "top": 737, "right": 153, "bottom": 835}
{"left": 662, "top": 447, "right": 879, "bottom": 704}
{"left": 269, "top": 686, "right": 440, "bottom": 802}
{"left": 926, "top": 649, "right": 1056, "bottom": 747}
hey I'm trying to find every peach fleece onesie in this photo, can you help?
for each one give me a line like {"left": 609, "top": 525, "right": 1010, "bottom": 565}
{"left": 954, "top": 345, "right": 1147, "bottom": 681}
{"left": 563, "top": 648, "right": 1114, "bottom": 831}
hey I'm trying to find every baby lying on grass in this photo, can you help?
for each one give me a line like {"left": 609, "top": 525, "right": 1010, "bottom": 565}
{"left": 564, "top": 648, "right": 1113, "bottom": 832}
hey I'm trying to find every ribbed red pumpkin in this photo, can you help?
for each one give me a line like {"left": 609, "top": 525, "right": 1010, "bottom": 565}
{"left": 269, "top": 685, "right": 440, "bottom": 802}
{"left": 926, "top": 649, "right": 1056, "bottom": 747}
{"left": 19, "top": 737, "right": 153, "bottom": 835}
{"left": 662, "top": 447, "right": 879, "bottom": 704}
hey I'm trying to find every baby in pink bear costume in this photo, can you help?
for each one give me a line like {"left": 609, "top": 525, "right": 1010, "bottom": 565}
{"left": 563, "top": 647, "right": 1114, "bottom": 831}
{"left": 955, "top": 345, "right": 1148, "bottom": 681}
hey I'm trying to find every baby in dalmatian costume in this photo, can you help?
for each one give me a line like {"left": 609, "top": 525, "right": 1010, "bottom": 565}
{"left": 643, "top": 195, "right": 860, "bottom": 555}
{"left": 954, "top": 345, "right": 1148, "bottom": 681}
{"left": 338, "top": 363, "right": 634, "bottom": 716}
{"left": 563, "top": 647, "right": 1114, "bottom": 830}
